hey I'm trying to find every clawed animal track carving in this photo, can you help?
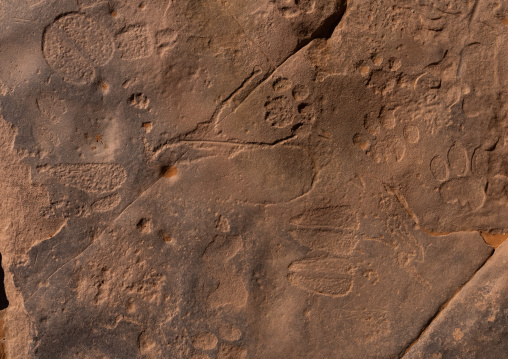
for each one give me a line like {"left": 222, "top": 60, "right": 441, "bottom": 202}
{"left": 264, "top": 77, "right": 314, "bottom": 128}
{"left": 129, "top": 93, "right": 150, "bottom": 110}
{"left": 354, "top": 106, "right": 420, "bottom": 164}
{"left": 430, "top": 142, "right": 487, "bottom": 211}
{"left": 355, "top": 52, "right": 456, "bottom": 164}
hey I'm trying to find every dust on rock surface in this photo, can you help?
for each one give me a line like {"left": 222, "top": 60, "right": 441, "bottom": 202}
{"left": 0, "top": 0, "right": 507, "bottom": 358}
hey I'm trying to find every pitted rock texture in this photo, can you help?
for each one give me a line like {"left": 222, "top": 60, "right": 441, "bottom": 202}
{"left": 0, "top": 0, "right": 507, "bottom": 358}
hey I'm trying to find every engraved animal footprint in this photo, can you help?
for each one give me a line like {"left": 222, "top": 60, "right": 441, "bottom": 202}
{"left": 264, "top": 77, "right": 314, "bottom": 128}
{"left": 38, "top": 163, "right": 126, "bottom": 216}
{"left": 288, "top": 256, "right": 355, "bottom": 297}
{"left": 371, "top": 189, "right": 425, "bottom": 268}
{"left": 202, "top": 235, "right": 247, "bottom": 309}
{"left": 38, "top": 163, "right": 126, "bottom": 193}
{"left": 430, "top": 142, "right": 487, "bottom": 211}
{"left": 354, "top": 107, "right": 420, "bottom": 164}
{"left": 287, "top": 205, "right": 360, "bottom": 297}
{"left": 290, "top": 205, "right": 360, "bottom": 257}
{"left": 116, "top": 25, "right": 154, "bottom": 60}
{"left": 43, "top": 13, "right": 114, "bottom": 84}
{"left": 190, "top": 328, "right": 246, "bottom": 359}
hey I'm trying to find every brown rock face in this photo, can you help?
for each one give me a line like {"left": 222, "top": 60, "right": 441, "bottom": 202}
{"left": 0, "top": 0, "right": 507, "bottom": 358}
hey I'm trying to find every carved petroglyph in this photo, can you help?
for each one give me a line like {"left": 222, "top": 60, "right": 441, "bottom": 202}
{"left": 288, "top": 256, "right": 354, "bottom": 297}
{"left": 42, "top": 13, "right": 114, "bottom": 84}
{"left": 430, "top": 143, "right": 487, "bottom": 211}
{"left": 39, "top": 163, "right": 126, "bottom": 193}
{"left": 2, "top": 0, "right": 503, "bottom": 358}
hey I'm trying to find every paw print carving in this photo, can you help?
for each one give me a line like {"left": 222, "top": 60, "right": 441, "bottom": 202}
{"left": 264, "top": 77, "right": 315, "bottom": 128}
{"left": 353, "top": 107, "right": 420, "bottom": 163}
{"left": 430, "top": 142, "right": 488, "bottom": 211}
{"left": 264, "top": 96, "right": 296, "bottom": 128}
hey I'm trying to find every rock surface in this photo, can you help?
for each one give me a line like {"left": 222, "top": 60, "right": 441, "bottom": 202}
{"left": 405, "top": 240, "right": 508, "bottom": 359}
{"left": 0, "top": 0, "right": 506, "bottom": 358}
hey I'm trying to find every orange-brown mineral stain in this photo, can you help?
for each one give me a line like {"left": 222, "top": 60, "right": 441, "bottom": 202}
{"left": 419, "top": 228, "right": 508, "bottom": 249}
{"left": 353, "top": 134, "right": 370, "bottom": 151}
{"left": 100, "top": 81, "right": 109, "bottom": 94}
{"left": 142, "top": 122, "right": 152, "bottom": 133}
{"left": 360, "top": 65, "right": 370, "bottom": 76}
{"left": 162, "top": 166, "right": 178, "bottom": 178}
{"left": 501, "top": 18, "right": 508, "bottom": 26}
{"left": 161, "top": 232, "right": 173, "bottom": 243}
{"left": 95, "top": 134, "right": 103, "bottom": 143}
{"left": 480, "top": 232, "right": 508, "bottom": 249}
{"left": 421, "top": 228, "right": 450, "bottom": 236}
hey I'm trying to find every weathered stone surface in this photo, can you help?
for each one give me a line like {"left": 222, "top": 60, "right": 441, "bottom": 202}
{"left": 405, "top": 241, "right": 508, "bottom": 359}
{"left": 0, "top": 0, "right": 506, "bottom": 358}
